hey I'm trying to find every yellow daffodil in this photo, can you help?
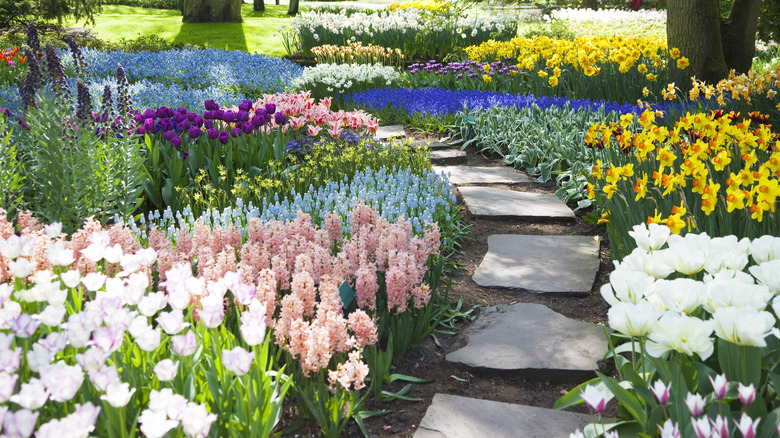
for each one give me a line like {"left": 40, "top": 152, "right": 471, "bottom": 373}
{"left": 676, "top": 57, "right": 689, "bottom": 69}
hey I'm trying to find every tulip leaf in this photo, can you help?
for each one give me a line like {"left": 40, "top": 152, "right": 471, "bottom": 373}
{"left": 596, "top": 371, "right": 646, "bottom": 430}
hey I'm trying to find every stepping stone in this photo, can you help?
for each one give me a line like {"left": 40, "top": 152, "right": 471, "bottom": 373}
{"left": 430, "top": 149, "right": 467, "bottom": 165}
{"left": 375, "top": 124, "right": 406, "bottom": 140}
{"left": 434, "top": 166, "right": 531, "bottom": 185}
{"left": 446, "top": 303, "right": 608, "bottom": 381}
{"left": 472, "top": 235, "right": 599, "bottom": 294}
{"left": 410, "top": 139, "right": 452, "bottom": 149}
{"left": 414, "top": 394, "right": 593, "bottom": 438}
{"left": 458, "top": 186, "right": 574, "bottom": 219}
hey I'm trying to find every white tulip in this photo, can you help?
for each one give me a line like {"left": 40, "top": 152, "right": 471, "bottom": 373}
{"left": 646, "top": 312, "right": 714, "bottom": 360}
{"left": 712, "top": 306, "right": 775, "bottom": 347}
{"left": 607, "top": 300, "right": 660, "bottom": 337}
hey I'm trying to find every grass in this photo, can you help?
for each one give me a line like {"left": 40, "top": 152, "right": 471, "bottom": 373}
{"left": 63, "top": 3, "right": 300, "bottom": 55}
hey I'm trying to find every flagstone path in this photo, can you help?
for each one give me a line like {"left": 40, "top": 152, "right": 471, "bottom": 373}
{"left": 377, "top": 130, "right": 609, "bottom": 437}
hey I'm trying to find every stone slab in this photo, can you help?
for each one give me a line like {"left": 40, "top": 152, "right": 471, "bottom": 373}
{"left": 434, "top": 166, "right": 532, "bottom": 185}
{"left": 472, "top": 234, "right": 599, "bottom": 294}
{"left": 446, "top": 303, "right": 608, "bottom": 380}
{"left": 414, "top": 394, "right": 593, "bottom": 438}
{"left": 430, "top": 149, "right": 467, "bottom": 165}
{"left": 458, "top": 186, "right": 575, "bottom": 219}
{"left": 375, "top": 124, "right": 406, "bottom": 140}
{"left": 410, "top": 139, "right": 452, "bottom": 150}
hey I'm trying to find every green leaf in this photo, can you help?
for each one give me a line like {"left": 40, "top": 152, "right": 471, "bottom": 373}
{"left": 595, "top": 371, "right": 646, "bottom": 430}
{"left": 553, "top": 377, "right": 603, "bottom": 410}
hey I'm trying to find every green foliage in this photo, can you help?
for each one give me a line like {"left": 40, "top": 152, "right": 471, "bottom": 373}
{"left": 757, "top": 0, "right": 780, "bottom": 43}
{"left": 15, "top": 93, "right": 145, "bottom": 233}
{"left": 100, "top": 0, "right": 180, "bottom": 9}
{"left": 181, "top": 135, "right": 432, "bottom": 217}
{"left": 518, "top": 18, "right": 575, "bottom": 40}
{"left": 0, "top": 114, "right": 25, "bottom": 218}
{"left": 72, "top": 33, "right": 205, "bottom": 52}
{"left": 452, "top": 104, "right": 621, "bottom": 207}
{"left": 0, "top": 0, "right": 101, "bottom": 28}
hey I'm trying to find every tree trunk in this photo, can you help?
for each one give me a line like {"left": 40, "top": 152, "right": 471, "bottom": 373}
{"left": 287, "top": 0, "right": 298, "bottom": 16}
{"left": 254, "top": 0, "right": 265, "bottom": 11}
{"left": 667, "top": 0, "right": 727, "bottom": 85}
{"left": 580, "top": 0, "right": 599, "bottom": 9}
{"left": 182, "top": 0, "right": 242, "bottom": 22}
{"left": 667, "top": 0, "right": 762, "bottom": 85}
{"left": 720, "top": 0, "right": 762, "bottom": 74}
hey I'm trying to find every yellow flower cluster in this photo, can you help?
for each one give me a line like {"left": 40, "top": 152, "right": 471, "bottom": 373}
{"left": 589, "top": 109, "right": 780, "bottom": 232}
{"left": 387, "top": 0, "right": 450, "bottom": 12}
{"left": 464, "top": 35, "right": 672, "bottom": 78}
{"left": 684, "top": 65, "right": 780, "bottom": 108}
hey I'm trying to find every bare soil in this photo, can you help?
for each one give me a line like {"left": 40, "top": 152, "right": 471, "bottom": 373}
{"left": 277, "top": 131, "right": 617, "bottom": 437}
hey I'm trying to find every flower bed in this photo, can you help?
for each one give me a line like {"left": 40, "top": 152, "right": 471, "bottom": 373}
{"left": 0, "top": 199, "right": 443, "bottom": 437}
{"left": 288, "top": 3, "right": 517, "bottom": 59}
{"left": 291, "top": 63, "right": 401, "bottom": 100}
{"left": 561, "top": 223, "right": 780, "bottom": 438}
{"left": 586, "top": 109, "right": 780, "bottom": 259}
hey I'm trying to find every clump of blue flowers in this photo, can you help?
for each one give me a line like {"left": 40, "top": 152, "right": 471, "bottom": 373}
{"left": 130, "top": 166, "right": 457, "bottom": 246}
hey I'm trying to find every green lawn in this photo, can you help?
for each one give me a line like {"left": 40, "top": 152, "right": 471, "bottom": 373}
{"left": 65, "top": 4, "right": 299, "bottom": 55}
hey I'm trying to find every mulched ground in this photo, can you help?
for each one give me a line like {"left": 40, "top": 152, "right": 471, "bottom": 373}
{"left": 276, "top": 131, "right": 617, "bottom": 437}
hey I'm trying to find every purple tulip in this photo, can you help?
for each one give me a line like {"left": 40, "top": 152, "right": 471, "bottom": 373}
{"left": 238, "top": 110, "right": 249, "bottom": 122}
{"left": 202, "top": 110, "right": 212, "bottom": 120}
{"left": 204, "top": 120, "right": 213, "bottom": 129}
{"left": 251, "top": 115, "right": 265, "bottom": 127}
{"left": 178, "top": 120, "right": 191, "bottom": 131}
{"left": 163, "top": 131, "right": 175, "bottom": 142}
{"left": 177, "top": 107, "right": 187, "bottom": 114}
{"left": 171, "top": 135, "right": 182, "bottom": 149}
{"left": 223, "top": 111, "right": 236, "bottom": 123}
{"left": 264, "top": 103, "right": 275, "bottom": 114}
{"left": 136, "top": 127, "right": 146, "bottom": 135}
{"left": 207, "top": 127, "right": 218, "bottom": 139}
{"left": 173, "top": 113, "right": 185, "bottom": 123}
{"left": 456, "top": 73, "right": 463, "bottom": 80}
{"left": 142, "top": 108, "right": 156, "bottom": 119}
{"left": 230, "top": 128, "right": 242, "bottom": 138}
{"left": 213, "top": 109, "right": 224, "bottom": 120}
{"left": 238, "top": 100, "right": 252, "bottom": 112}
{"left": 143, "top": 119, "right": 156, "bottom": 134}
{"left": 134, "top": 113, "right": 145, "bottom": 123}
{"left": 182, "top": 152, "right": 189, "bottom": 160}
{"left": 274, "top": 112, "right": 286, "bottom": 125}
{"left": 204, "top": 99, "right": 217, "bottom": 111}
{"left": 160, "top": 118, "right": 173, "bottom": 132}
{"left": 218, "top": 131, "right": 229, "bottom": 144}
{"left": 192, "top": 116, "right": 203, "bottom": 127}
{"left": 188, "top": 126, "right": 201, "bottom": 138}
{"left": 242, "top": 122, "right": 253, "bottom": 134}
{"left": 186, "top": 112, "right": 195, "bottom": 121}
{"left": 255, "top": 108, "right": 267, "bottom": 118}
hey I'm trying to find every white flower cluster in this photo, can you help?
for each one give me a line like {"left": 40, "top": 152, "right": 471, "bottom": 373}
{"left": 544, "top": 8, "right": 666, "bottom": 38}
{"left": 549, "top": 7, "right": 666, "bottom": 23}
{"left": 292, "top": 8, "right": 512, "bottom": 38}
{"left": 292, "top": 63, "right": 400, "bottom": 95}
{"left": 602, "top": 223, "right": 780, "bottom": 360}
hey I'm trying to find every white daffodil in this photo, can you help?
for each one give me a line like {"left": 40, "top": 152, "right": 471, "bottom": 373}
{"left": 645, "top": 278, "right": 705, "bottom": 314}
{"left": 608, "top": 300, "right": 660, "bottom": 337}
{"left": 712, "top": 306, "right": 775, "bottom": 347}
{"left": 600, "top": 269, "right": 655, "bottom": 305}
{"left": 646, "top": 312, "right": 714, "bottom": 360}
{"left": 628, "top": 222, "right": 670, "bottom": 252}
{"left": 749, "top": 260, "right": 780, "bottom": 295}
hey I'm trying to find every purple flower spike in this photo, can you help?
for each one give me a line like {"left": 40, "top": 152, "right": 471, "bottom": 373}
{"left": 218, "top": 131, "right": 229, "bottom": 144}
